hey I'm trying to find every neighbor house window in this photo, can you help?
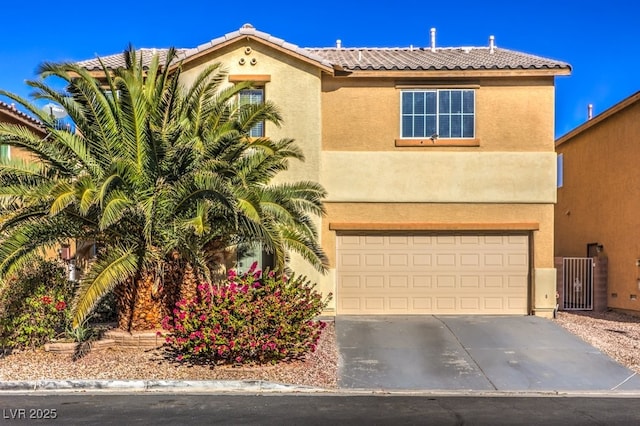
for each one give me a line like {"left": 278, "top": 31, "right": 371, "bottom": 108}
{"left": 401, "top": 89, "right": 475, "bottom": 138}
{"left": 239, "top": 88, "right": 264, "bottom": 137}
{"left": 0, "top": 145, "right": 8, "bottom": 162}
{"left": 557, "top": 153, "right": 564, "bottom": 188}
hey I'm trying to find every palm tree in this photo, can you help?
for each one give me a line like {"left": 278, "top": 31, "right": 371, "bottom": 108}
{"left": 0, "top": 47, "right": 327, "bottom": 331}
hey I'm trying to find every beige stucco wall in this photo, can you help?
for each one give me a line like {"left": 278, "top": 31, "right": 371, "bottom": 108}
{"left": 179, "top": 40, "right": 323, "bottom": 184}
{"left": 556, "top": 100, "right": 640, "bottom": 312}
{"left": 321, "top": 151, "right": 557, "bottom": 203}
{"left": 317, "top": 74, "right": 558, "bottom": 315}
{"left": 321, "top": 76, "right": 556, "bottom": 152}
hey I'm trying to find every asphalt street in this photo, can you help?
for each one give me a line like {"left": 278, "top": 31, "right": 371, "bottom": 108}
{"left": 2, "top": 393, "right": 640, "bottom": 425}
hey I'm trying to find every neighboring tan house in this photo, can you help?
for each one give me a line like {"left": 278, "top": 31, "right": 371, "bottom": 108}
{"left": 0, "top": 101, "right": 78, "bottom": 263}
{"left": 0, "top": 100, "right": 46, "bottom": 160}
{"left": 556, "top": 91, "right": 640, "bottom": 314}
{"left": 78, "top": 24, "right": 570, "bottom": 317}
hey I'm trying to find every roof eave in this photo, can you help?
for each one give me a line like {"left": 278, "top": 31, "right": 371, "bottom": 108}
{"left": 556, "top": 90, "right": 640, "bottom": 147}
{"left": 170, "top": 34, "right": 334, "bottom": 74}
{"left": 0, "top": 106, "right": 46, "bottom": 137}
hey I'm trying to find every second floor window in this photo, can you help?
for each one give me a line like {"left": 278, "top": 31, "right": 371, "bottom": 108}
{"left": 401, "top": 89, "right": 475, "bottom": 139}
{"left": 239, "top": 88, "right": 264, "bottom": 137}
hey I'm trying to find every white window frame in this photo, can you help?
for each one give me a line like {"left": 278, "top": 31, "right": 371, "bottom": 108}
{"left": 239, "top": 88, "right": 265, "bottom": 138}
{"left": 400, "top": 89, "right": 475, "bottom": 139}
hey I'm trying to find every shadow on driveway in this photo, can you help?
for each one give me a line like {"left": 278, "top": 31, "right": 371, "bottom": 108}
{"left": 336, "top": 315, "right": 640, "bottom": 392}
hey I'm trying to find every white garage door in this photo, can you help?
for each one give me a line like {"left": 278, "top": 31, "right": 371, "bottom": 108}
{"left": 337, "top": 234, "right": 529, "bottom": 315}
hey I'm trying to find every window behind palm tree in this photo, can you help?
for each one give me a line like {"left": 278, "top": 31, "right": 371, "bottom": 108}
{"left": 236, "top": 242, "right": 275, "bottom": 274}
{"left": 239, "top": 88, "right": 264, "bottom": 137}
{"left": 0, "top": 145, "right": 8, "bottom": 162}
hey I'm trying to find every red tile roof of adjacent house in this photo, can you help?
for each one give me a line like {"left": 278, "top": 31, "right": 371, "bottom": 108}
{"left": 0, "top": 100, "right": 44, "bottom": 131}
{"left": 75, "top": 24, "right": 571, "bottom": 74}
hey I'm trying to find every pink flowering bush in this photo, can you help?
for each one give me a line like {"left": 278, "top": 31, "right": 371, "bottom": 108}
{"left": 161, "top": 262, "right": 331, "bottom": 365}
{"left": 0, "top": 260, "right": 73, "bottom": 349}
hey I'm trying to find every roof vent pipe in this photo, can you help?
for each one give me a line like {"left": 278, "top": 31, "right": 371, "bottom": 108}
{"left": 588, "top": 104, "right": 593, "bottom": 120}
{"left": 489, "top": 35, "right": 495, "bottom": 54}
{"left": 430, "top": 28, "right": 436, "bottom": 52}
{"left": 336, "top": 39, "right": 342, "bottom": 49}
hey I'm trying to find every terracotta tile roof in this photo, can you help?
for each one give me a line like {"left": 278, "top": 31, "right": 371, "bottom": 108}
{"left": 76, "top": 48, "right": 189, "bottom": 71}
{"left": 176, "top": 24, "right": 334, "bottom": 69}
{"left": 0, "top": 100, "right": 44, "bottom": 129}
{"left": 307, "top": 47, "right": 570, "bottom": 71}
{"left": 75, "top": 24, "right": 570, "bottom": 73}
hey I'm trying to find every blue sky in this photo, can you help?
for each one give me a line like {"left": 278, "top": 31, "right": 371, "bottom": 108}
{"left": 1, "top": 0, "right": 638, "bottom": 138}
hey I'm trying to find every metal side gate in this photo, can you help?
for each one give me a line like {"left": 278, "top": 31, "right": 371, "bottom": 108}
{"left": 562, "top": 257, "right": 594, "bottom": 310}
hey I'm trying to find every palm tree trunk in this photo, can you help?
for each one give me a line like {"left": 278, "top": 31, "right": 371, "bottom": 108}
{"left": 115, "top": 273, "right": 164, "bottom": 331}
{"left": 114, "top": 261, "right": 205, "bottom": 332}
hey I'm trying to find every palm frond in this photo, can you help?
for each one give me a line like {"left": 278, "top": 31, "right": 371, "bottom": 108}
{"left": 72, "top": 245, "right": 140, "bottom": 327}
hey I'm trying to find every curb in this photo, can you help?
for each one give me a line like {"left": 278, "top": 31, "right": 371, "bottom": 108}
{"left": 0, "top": 380, "right": 325, "bottom": 393}
{"left": 3, "top": 380, "right": 640, "bottom": 397}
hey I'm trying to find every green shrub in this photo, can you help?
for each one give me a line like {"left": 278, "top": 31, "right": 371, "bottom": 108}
{"left": 0, "top": 259, "right": 74, "bottom": 349}
{"left": 161, "top": 262, "right": 331, "bottom": 365}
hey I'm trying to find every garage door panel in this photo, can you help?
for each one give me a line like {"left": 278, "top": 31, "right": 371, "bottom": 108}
{"left": 436, "top": 253, "right": 457, "bottom": 267}
{"left": 508, "top": 297, "right": 527, "bottom": 310}
{"left": 337, "top": 234, "right": 529, "bottom": 315}
{"left": 339, "top": 253, "right": 362, "bottom": 267}
{"left": 364, "top": 236, "right": 384, "bottom": 246}
{"left": 389, "top": 254, "right": 409, "bottom": 267}
{"left": 413, "top": 236, "right": 434, "bottom": 245}
{"left": 436, "top": 297, "right": 457, "bottom": 310}
{"left": 413, "top": 276, "right": 432, "bottom": 287}
{"left": 412, "top": 298, "right": 432, "bottom": 310}
{"left": 389, "top": 297, "right": 409, "bottom": 310}
{"left": 389, "top": 236, "right": 411, "bottom": 246}
{"left": 483, "top": 253, "right": 505, "bottom": 267}
{"left": 460, "top": 297, "right": 480, "bottom": 310}
{"left": 484, "top": 275, "right": 504, "bottom": 288}
{"left": 483, "top": 297, "right": 504, "bottom": 310}
{"left": 460, "top": 236, "right": 481, "bottom": 244}
{"left": 436, "top": 236, "right": 456, "bottom": 245}
{"left": 460, "top": 276, "right": 480, "bottom": 288}
{"left": 364, "top": 254, "right": 385, "bottom": 267}
{"left": 460, "top": 254, "right": 480, "bottom": 267}
{"left": 508, "top": 253, "right": 528, "bottom": 267}
{"left": 364, "top": 275, "right": 384, "bottom": 288}
{"left": 389, "top": 276, "right": 409, "bottom": 288}
{"left": 341, "top": 275, "right": 361, "bottom": 289}
{"left": 412, "top": 253, "right": 432, "bottom": 266}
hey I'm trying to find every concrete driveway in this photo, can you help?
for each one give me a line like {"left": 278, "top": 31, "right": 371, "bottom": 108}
{"left": 336, "top": 315, "right": 640, "bottom": 392}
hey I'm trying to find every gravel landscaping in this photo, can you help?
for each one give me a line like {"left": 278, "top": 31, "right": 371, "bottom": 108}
{"left": 1, "top": 311, "right": 639, "bottom": 388}
{"left": 0, "top": 321, "right": 339, "bottom": 388}
{"left": 554, "top": 310, "right": 640, "bottom": 374}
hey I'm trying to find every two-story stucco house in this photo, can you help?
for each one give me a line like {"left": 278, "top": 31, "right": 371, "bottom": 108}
{"left": 556, "top": 91, "right": 640, "bottom": 314}
{"left": 78, "top": 24, "right": 570, "bottom": 318}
